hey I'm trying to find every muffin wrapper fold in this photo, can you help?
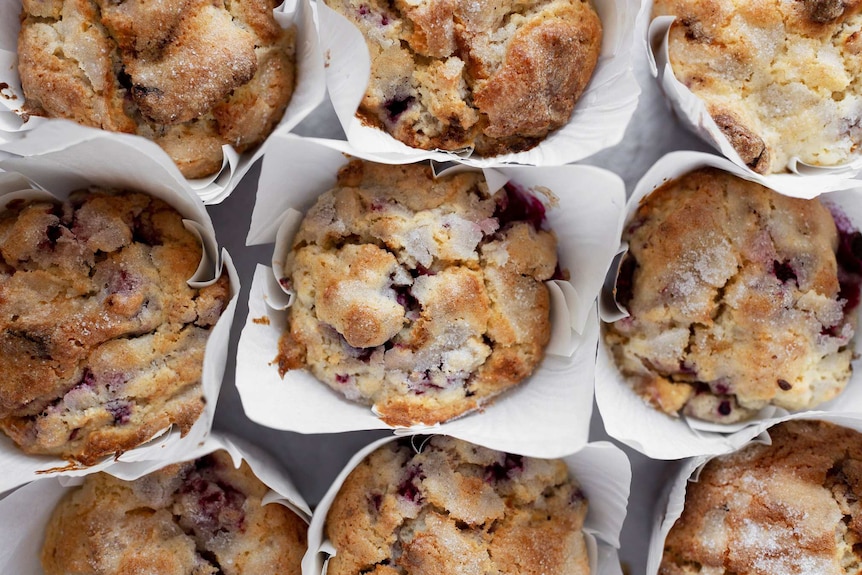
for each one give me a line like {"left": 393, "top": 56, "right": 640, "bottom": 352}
{"left": 315, "top": 0, "right": 640, "bottom": 167}
{"left": 302, "top": 434, "right": 631, "bottom": 575}
{"left": 596, "top": 151, "right": 862, "bottom": 459}
{"left": 647, "top": 13, "right": 862, "bottom": 195}
{"left": 236, "top": 134, "right": 626, "bottom": 458}
{"left": 0, "top": 432, "right": 310, "bottom": 575}
{"left": 646, "top": 411, "right": 862, "bottom": 575}
{"left": 0, "top": 147, "right": 240, "bottom": 493}
{"left": 0, "top": 0, "right": 325, "bottom": 204}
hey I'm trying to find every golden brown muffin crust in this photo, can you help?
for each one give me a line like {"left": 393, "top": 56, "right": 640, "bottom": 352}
{"left": 661, "top": 420, "right": 862, "bottom": 575}
{"left": 654, "top": 0, "right": 862, "bottom": 173}
{"left": 277, "top": 160, "right": 557, "bottom": 426}
{"left": 326, "top": 436, "right": 589, "bottom": 575}
{"left": 41, "top": 450, "right": 308, "bottom": 575}
{"left": 18, "top": 0, "right": 295, "bottom": 178}
{"left": 604, "top": 168, "right": 858, "bottom": 423}
{"left": 0, "top": 190, "right": 231, "bottom": 464}
{"left": 327, "top": 0, "right": 601, "bottom": 155}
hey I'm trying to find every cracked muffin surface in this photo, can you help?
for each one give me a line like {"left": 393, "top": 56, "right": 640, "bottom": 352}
{"left": 41, "top": 450, "right": 308, "bottom": 575}
{"left": 660, "top": 419, "right": 862, "bottom": 575}
{"left": 0, "top": 189, "right": 231, "bottom": 464}
{"left": 18, "top": 0, "right": 296, "bottom": 179}
{"left": 325, "top": 436, "right": 589, "bottom": 575}
{"left": 276, "top": 160, "right": 558, "bottom": 426}
{"left": 325, "top": 0, "right": 601, "bottom": 156}
{"left": 653, "top": 0, "right": 862, "bottom": 173}
{"left": 604, "top": 168, "right": 860, "bottom": 423}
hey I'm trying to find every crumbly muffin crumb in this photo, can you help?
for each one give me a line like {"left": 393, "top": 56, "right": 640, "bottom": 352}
{"left": 0, "top": 189, "right": 230, "bottom": 464}
{"left": 277, "top": 160, "right": 558, "bottom": 426}
{"left": 604, "top": 168, "right": 860, "bottom": 423}
{"left": 326, "top": 436, "right": 589, "bottom": 575}
{"left": 41, "top": 450, "right": 308, "bottom": 575}
{"left": 661, "top": 419, "right": 862, "bottom": 575}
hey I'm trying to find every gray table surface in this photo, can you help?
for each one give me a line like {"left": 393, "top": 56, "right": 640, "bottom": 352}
{"left": 208, "top": 42, "right": 715, "bottom": 575}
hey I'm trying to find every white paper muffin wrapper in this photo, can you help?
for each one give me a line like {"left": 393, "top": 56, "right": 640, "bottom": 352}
{"left": 596, "top": 151, "right": 862, "bottom": 459}
{"left": 0, "top": 431, "right": 311, "bottom": 575}
{"left": 646, "top": 12, "right": 862, "bottom": 195}
{"left": 0, "top": 148, "right": 241, "bottom": 493}
{"left": 235, "top": 134, "right": 626, "bottom": 458}
{"left": 303, "top": 435, "right": 631, "bottom": 575}
{"left": 0, "top": 0, "right": 325, "bottom": 204}
{"left": 315, "top": 0, "right": 641, "bottom": 166}
{"left": 645, "top": 411, "right": 862, "bottom": 575}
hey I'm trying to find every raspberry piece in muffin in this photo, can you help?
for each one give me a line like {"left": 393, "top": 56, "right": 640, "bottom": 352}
{"left": 18, "top": 0, "right": 296, "bottom": 179}
{"left": 604, "top": 168, "right": 860, "bottom": 423}
{"left": 41, "top": 450, "right": 308, "bottom": 575}
{"left": 0, "top": 189, "right": 231, "bottom": 464}
{"left": 326, "top": 436, "right": 589, "bottom": 575}
{"left": 277, "top": 160, "right": 558, "bottom": 426}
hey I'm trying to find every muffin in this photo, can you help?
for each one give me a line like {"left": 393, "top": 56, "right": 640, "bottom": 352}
{"left": 660, "top": 419, "right": 862, "bottom": 575}
{"left": 653, "top": 0, "right": 862, "bottom": 174}
{"left": 324, "top": 0, "right": 602, "bottom": 156}
{"left": 325, "top": 436, "right": 589, "bottom": 575}
{"left": 41, "top": 450, "right": 308, "bottom": 575}
{"left": 604, "top": 168, "right": 861, "bottom": 423}
{"left": 0, "top": 189, "right": 231, "bottom": 464}
{"left": 277, "top": 160, "right": 559, "bottom": 426}
{"left": 18, "top": 0, "right": 296, "bottom": 179}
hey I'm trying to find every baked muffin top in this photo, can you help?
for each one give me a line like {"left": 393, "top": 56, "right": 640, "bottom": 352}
{"left": 41, "top": 450, "right": 308, "bottom": 575}
{"left": 661, "top": 419, "right": 862, "bottom": 575}
{"left": 325, "top": 0, "right": 601, "bottom": 156}
{"left": 604, "top": 168, "right": 860, "bottom": 423}
{"left": 18, "top": 0, "right": 295, "bottom": 179}
{"left": 0, "top": 189, "right": 230, "bottom": 464}
{"left": 653, "top": 0, "right": 862, "bottom": 173}
{"left": 326, "top": 436, "right": 589, "bottom": 575}
{"left": 277, "top": 160, "right": 558, "bottom": 426}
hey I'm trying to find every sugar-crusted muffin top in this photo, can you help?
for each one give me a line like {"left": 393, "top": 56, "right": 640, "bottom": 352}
{"left": 604, "top": 168, "right": 860, "bottom": 423}
{"left": 661, "top": 419, "right": 862, "bottom": 575}
{"left": 0, "top": 189, "right": 230, "bottom": 464}
{"left": 653, "top": 0, "right": 862, "bottom": 173}
{"left": 277, "top": 160, "right": 558, "bottom": 426}
{"left": 41, "top": 450, "right": 308, "bottom": 575}
{"left": 18, "top": 0, "right": 295, "bottom": 179}
{"left": 325, "top": 0, "right": 601, "bottom": 156}
{"left": 326, "top": 436, "right": 589, "bottom": 575}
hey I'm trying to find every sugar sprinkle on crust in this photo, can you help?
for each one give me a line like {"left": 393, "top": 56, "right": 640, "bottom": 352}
{"left": 326, "top": 436, "right": 589, "bottom": 575}
{"left": 604, "top": 168, "right": 859, "bottom": 423}
{"left": 277, "top": 160, "right": 557, "bottom": 426}
{"left": 18, "top": 0, "right": 296, "bottom": 179}
{"left": 41, "top": 450, "right": 308, "bottom": 575}
{"left": 0, "top": 189, "right": 231, "bottom": 464}
{"left": 326, "top": 0, "right": 602, "bottom": 155}
{"left": 661, "top": 420, "right": 862, "bottom": 575}
{"left": 654, "top": 0, "right": 862, "bottom": 173}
